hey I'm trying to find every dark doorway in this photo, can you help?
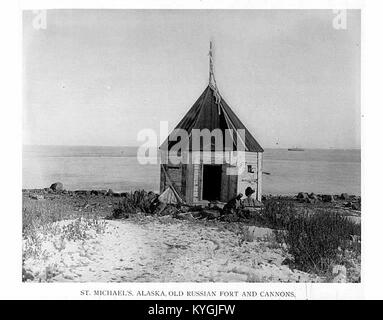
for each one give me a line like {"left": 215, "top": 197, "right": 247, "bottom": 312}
{"left": 202, "top": 164, "right": 222, "bottom": 201}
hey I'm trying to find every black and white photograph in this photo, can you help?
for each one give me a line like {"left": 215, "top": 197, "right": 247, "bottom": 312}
{"left": 20, "top": 8, "right": 363, "bottom": 285}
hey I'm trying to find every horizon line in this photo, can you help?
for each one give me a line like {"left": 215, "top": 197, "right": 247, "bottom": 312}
{"left": 22, "top": 144, "right": 362, "bottom": 151}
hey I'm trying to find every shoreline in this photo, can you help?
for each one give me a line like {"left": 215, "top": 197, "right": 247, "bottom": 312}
{"left": 22, "top": 187, "right": 361, "bottom": 211}
{"left": 22, "top": 187, "right": 361, "bottom": 199}
{"left": 22, "top": 186, "right": 362, "bottom": 229}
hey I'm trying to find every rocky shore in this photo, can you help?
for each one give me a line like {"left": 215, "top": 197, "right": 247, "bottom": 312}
{"left": 23, "top": 183, "right": 361, "bottom": 224}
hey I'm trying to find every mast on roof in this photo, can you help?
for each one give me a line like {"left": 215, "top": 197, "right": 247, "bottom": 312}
{"left": 209, "top": 41, "right": 214, "bottom": 86}
{"left": 208, "top": 40, "right": 222, "bottom": 112}
{"left": 208, "top": 40, "right": 218, "bottom": 89}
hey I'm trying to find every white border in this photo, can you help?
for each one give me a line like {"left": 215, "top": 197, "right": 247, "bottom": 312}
{"left": 20, "top": 0, "right": 364, "bottom": 10}
{"left": 1, "top": 0, "right": 381, "bottom": 300}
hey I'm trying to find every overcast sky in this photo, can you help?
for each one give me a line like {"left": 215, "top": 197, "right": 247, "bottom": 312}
{"left": 23, "top": 9, "right": 360, "bottom": 149}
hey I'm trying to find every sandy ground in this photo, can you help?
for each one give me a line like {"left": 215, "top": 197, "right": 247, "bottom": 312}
{"left": 23, "top": 216, "right": 322, "bottom": 283}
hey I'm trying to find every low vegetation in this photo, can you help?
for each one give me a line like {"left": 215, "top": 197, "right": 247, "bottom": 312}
{"left": 258, "top": 199, "right": 297, "bottom": 229}
{"left": 112, "top": 190, "right": 156, "bottom": 218}
{"left": 22, "top": 199, "right": 106, "bottom": 281}
{"left": 260, "top": 199, "right": 361, "bottom": 276}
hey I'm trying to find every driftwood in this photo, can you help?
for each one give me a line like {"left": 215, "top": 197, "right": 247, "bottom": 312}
{"left": 164, "top": 242, "right": 189, "bottom": 250}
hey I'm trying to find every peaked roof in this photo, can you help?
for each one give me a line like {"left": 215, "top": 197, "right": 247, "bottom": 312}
{"left": 160, "top": 85, "right": 264, "bottom": 152}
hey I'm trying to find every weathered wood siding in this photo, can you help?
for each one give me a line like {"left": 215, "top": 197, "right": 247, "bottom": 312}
{"left": 184, "top": 164, "right": 194, "bottom": 203}
{"left": 159, "top": 151, "right": 262, "bottom": 204}
{"left": 192, "top": 164, "right": 201, "bottom": 202}
{"left": 220, "top": 164, "right": 238, "bottom": 202}
{"left": 257, "top": 152, "right": 262, "bottom": 201}
{"left": 236, "top": 152, "right": 262, "bottom": 201}
{"left": 160, "top": 165, "right": 166, "bottom": 193}
{"left": 167, "top": 165, "right": 182, "bottom": 194}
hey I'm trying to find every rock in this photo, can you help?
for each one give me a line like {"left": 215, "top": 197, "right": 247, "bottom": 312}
{"left": 158, "top": 215, "right": 173, "bottom": 223}
{"left": 189, "top": 205, "right": 203, "bottom": 212}
{"left": 189, "top": 211, "right": 203, "bottom": 218}
{"left": 201, "top": 209, "right": 221, "bottom": 220}
{"left": 346, "top": 216, "right": 361, "bottom": 225}
{"left": 62, "top": 272, "right": 74, "bottom": 280}
{"left": 220, "top": 214, "right": 239, "bottom": 222}
{"left": 282, "top": 258, "right": 294, "bottom": 266}
{"left": 331, "top": 265, "right": 347, "bottom": 283}
{"left": 22, "top": 268, "right": 35, "bottom": 282}
{"left": 153, "top": 202, "right": 167, "bottom": 215}
{"left": 159, "top": 205, "right": 179, "bottom": 216}
{"left": 340, "top": 193, "right": 349, "bottom": 200}
{"left": 75, "top": 190, "right": 90, "bottom": 196}
{"left": 30, "top": 194, "right": 44, "bottom": 200}
{"left": 179, "top": 205, "right": 190, "bottom": 213}
{"left": 50, "top": 182, "right": 63, "bottom": 192}
{"left": 216, "top": 272, "right": 248, "bottom": 282}
{"left": 112, "top": 208, "right": 124, "bottom": 219}
{"left": 322, "top": 194, "right": 334, "bottom": 202}
{"left": 297, "top": 192, "right": 309, "bottom": 200}
{"left": 351, "top": 203, "right": 361, "bottom": 211}
{"left": 208, "top": 201, "right": 225, "bottom": 210}
{"left": 223, "top": 265, "right": 263, "bottom": 282}
{"left": 309, "top": 193, "right": 318, "bottom": 200}
{"left": 176, "top": 212, "right": 195, "bottom": 221}
{"left": 350, "top": 235, "right": 361, "bottom": 243}
{"left": 242, "top": 226, "right": 275, "bottom": 242}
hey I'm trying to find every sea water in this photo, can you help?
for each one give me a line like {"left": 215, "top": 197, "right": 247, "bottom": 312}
{"left": 22, "top": 145, "right": 361, "bottom": 196}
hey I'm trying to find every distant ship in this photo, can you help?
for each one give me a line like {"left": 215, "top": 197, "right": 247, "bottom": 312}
{"left": 288, "top": 147, "right": 305, "bottom": 151}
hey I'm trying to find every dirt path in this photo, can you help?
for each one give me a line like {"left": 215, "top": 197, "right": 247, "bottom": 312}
{"left": 24, "top": 217, "right": 322, "bottom": 282}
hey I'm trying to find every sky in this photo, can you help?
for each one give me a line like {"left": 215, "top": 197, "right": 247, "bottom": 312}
{"left": 23, "top": 9, "right": 361, "bottom": 149}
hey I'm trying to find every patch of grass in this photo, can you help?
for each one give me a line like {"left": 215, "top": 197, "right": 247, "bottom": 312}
{"left": 245, "top": 199, "right": 297, "bottom": 229}
{"left": 22, "top": 200, "right": 74, "bottom": 262}
{"left": 261, "top": 199, "right": 297, "bottom": 229}
{"left": 281, "top": 211, "right": 360, "bottom": 274}
{"left": 257, "top": 199, "right": 361, "bottom": 276}
{"left": 60, "top": 216, "right": 106, "bottom": 241}
{"left": 22, "top": 200, "right": 73, "bottom": 236}
{"left": 22, "top": 198, "right": 106, "bottom": 281}
{"left": 23, "top": 199, "right": 105, "bottom": 236}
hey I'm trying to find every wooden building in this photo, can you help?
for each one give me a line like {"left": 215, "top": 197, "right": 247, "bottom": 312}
{"left": 159, "top": 43, "right": 263, "bottom": 204}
